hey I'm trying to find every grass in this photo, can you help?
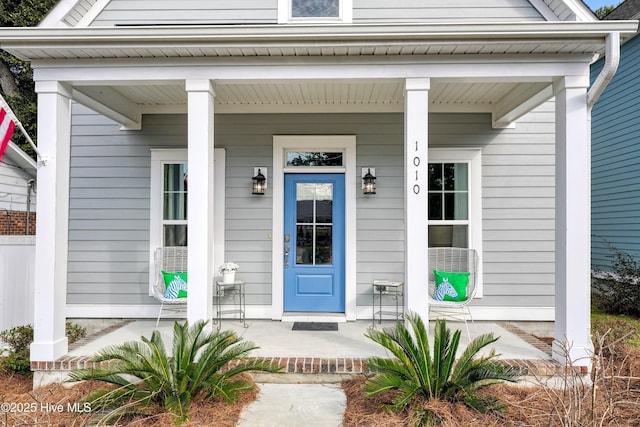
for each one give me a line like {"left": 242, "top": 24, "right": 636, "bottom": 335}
{"left": 591, "top": 308, "right": 640, "bottom": 348}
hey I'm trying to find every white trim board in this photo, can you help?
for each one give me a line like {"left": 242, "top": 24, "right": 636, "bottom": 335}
{"left": 272, "top": 135, "right": 357, "bottom": 320}
{"left": 67, "top": 304, "right": 554, "bottom": 322}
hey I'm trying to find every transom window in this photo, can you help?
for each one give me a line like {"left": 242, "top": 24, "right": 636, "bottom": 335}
{"left": 286, "top": 151, "right": 343, "bottom": 167}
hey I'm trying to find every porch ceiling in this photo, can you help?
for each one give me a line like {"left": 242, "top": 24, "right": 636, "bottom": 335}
{"left": 73, "top": 79, "right": 551, "bottom": 117}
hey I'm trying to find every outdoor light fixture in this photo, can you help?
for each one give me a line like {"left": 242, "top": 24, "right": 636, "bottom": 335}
{"left": 252, "top": 167, "right": 267, "bottom": 195}
{"left": 362, "top": 167, "right": 376, "bottom": 195}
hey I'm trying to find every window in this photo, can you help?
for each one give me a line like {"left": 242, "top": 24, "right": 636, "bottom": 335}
{"left": 428, "top": 148, "right": 483, "bottom": 296}
{"left": 149, "top": 148, "right": 226, "bottom": 295}
{"left": 427, "top": 149, "right": 482, "bottom": 251}
{"left": 163, "top": 163, "right": 188, "bottom": 246}
{"left": 278, "top": 0, "right": 352, "bottom": 23}
{"left": 428, "top": 163, "right": 468, "bottom": 247}
{"left": 292, "top": 0, "right": 339, "bottom": 17}
{"left": 286, "top": 151, "right": 343, "bottom": 167}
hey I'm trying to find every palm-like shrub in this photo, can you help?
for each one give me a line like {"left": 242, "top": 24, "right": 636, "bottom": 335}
{"left": 69, "top": 320, "right": 280, "bottom": 425}
{"left": 365, "top": 313, "right": 520, "bottom": 423}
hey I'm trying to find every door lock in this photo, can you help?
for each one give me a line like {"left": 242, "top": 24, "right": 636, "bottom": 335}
{"left": 284, "top": 245, "right": 290, "bottom": 268}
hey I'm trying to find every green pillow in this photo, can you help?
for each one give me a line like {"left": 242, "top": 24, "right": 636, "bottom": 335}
{"left": 433, "top": 269, "right": 470, "bottom": 302}
{"left": 162, "top": 271, "right": 188, "bottom": 299}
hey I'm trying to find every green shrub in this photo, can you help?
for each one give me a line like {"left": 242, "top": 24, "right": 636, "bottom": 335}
{"left": 0, "top": 322, "right": 87, "bottom": 374}
{"left": 69, "top": 320, "right": 280, "bottom": 426}
{"left": 592, "top": 246, "right": 640, "bottom": 317}
{"left": 365, "top": 313, "right": 520, "bottom": 425}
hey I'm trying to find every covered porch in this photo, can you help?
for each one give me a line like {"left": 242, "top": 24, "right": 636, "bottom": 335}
{"left": 0, "top": 21, "right": 636, "bottom": 373}
{"left": 33, "top": 318, "right": 560, "bottom": 387}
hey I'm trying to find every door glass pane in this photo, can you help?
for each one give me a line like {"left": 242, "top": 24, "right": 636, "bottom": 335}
{"left": 292, "top": 0, "right": 339, "bottom": 17}
{"left": 163, "top": 164, "right": 188, "bottom": 220}
{"left": 295, "top": 182, "right": 334, "bottom": 265}
{"left": 315, "top": 225, "right": 333, "bottom": 264}
{"left": 296, "top": 225, "right": 314, "bottom": 264}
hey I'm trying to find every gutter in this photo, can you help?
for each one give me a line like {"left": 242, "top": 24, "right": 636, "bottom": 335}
{"left": 587, "top": 32, "right": 620, "bottom": 112}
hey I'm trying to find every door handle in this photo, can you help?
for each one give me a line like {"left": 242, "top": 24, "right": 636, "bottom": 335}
{"left": 285, "top": 233, "right": 290, "bottom": 242}
{"left": 284, "top": 245, "right": 290, "bottom": 268}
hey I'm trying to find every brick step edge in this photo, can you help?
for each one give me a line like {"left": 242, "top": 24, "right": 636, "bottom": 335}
{"left": 31, "top": 356, "right": 586, "bottom": 377}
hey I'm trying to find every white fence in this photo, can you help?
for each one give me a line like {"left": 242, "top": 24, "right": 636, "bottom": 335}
{"left": 0, "top": 236, "right": 35, "bottom": 332}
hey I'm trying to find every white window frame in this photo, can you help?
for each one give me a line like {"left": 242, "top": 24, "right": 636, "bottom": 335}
{"left": 429, "top": 148, "right": 483, "bottom": 297}
{"left": 149, "top": 148, "right": 226, "bottom": 295}
{"left": 277, "top": 0, "right": 353, "bottom": 24}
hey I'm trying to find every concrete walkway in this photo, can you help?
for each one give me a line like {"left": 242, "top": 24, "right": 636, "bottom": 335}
{"left": 237, "top": 383, "right": 346, "bottom": 427}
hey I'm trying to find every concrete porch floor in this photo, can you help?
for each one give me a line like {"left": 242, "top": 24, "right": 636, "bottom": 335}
{"left": 33, "top": 318, "right": 562, "bottom": 386}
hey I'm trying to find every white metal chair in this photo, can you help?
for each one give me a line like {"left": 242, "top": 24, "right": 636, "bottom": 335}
{"left": 428, "top": 247, "right": 479, "bottom": 339}
{"left": 152, "top": 246, "right": 188, "bottom": 327}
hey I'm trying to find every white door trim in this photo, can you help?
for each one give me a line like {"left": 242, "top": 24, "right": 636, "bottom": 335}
{"left": 272, "top": 135, "right": 357, "bottom": 320}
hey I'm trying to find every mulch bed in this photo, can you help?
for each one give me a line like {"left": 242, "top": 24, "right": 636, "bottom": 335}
{"left": 342, "top": 347, "right": 640, "bottom": 427}
{"left": 0, "top": 370, "right": 256, "bottom": 426}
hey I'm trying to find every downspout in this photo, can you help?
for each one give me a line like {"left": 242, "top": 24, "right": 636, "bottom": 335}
{"left": 26, "top": 179, "right": 35, "bottom": 235}
{"left": 587, "top": 32, "right": 620, "bottom": 113}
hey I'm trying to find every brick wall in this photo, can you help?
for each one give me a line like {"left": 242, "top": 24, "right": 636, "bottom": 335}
{"left": 0, "top": 210, "right": 36, "bottom": 235}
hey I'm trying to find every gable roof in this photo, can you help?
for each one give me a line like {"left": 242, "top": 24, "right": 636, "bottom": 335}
{"left": 41, "top": 0, "right": 597, "bottom": 28}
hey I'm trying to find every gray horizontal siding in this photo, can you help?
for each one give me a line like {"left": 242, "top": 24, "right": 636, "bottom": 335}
{"left": 0, "top": 161, "right": 35, "bottom": 212}
{"left": 476, "top": 102, "right": 556, "bottom": 308}
{"left": 92, "top": 0, "right": 277, "bottom": 26}
{"left": 87, "top": 0, "right": 546, "bottom": 26}
{"left": 354, "top": 0, "right": 545, "bottom": 22}
{"left": 68, "top": 105, "right": 555, "bottom": 311}
{"left": 591, "top": 34, "right": 640, "bottom": 270}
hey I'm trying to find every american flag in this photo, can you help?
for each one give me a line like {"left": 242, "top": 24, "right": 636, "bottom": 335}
{"left": 0, "top": 104, "right": 16, "bottom": 163}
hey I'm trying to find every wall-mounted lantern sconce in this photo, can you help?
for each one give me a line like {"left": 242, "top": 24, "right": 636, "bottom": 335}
{"left": 252, "top": 167, "right": 267, "bottom": 195}
{"left": 362, "top": 167, "right": 376, "bottom": 195}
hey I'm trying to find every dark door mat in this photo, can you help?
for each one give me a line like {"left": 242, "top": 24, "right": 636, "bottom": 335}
{"left": 292, "top": 322, "right": 338, "bottom": 331}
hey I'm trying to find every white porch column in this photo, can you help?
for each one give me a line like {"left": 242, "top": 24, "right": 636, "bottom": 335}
{"left": 404, "top": 78, "right": 430, "bottom": 321}
{"left": 553, "top": 76, "right": 593, "bottom": 368}
{"left": 30, "top": 81, "right": 72, "bottom": 362}
{"left": 186, "top": 80, "right": 215, "bottom": 324}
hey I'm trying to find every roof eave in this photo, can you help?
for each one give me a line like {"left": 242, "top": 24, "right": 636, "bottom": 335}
{"left": 1, "top": 21, "right": 637, "bottom": 60}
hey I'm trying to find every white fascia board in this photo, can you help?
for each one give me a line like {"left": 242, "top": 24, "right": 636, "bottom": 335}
{"left": 6, "top": 142, "right": 37, "bottom": 175}
{"left": 38, "top": 0, "right": 78, "bottom": 28}
{"left": 563, "top": 0, "right": 599, "bottom": 22}
{"left": 32, "top": 56, "right": 595, "bottom": 84}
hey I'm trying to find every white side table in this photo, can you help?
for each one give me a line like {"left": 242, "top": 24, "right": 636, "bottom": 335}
{"left": 372, "top": 280, "right": 404, "bottom": 326}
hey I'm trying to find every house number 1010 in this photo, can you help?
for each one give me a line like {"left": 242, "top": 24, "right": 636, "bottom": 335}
{"left": 413, "top": 140, "right": 420, "bottom": 195}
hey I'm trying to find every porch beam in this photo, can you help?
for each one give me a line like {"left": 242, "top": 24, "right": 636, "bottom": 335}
{"left": 30, "top": 81, "right": 72, "bottom": 362}
{"left": 73, "top": 86, "right": 142, "bottom": 130}
{"left": 404, "top": 78, "right": 430, "bottom": 322}
{"left": 553, "top": 75, "right": 593, "bottom": 369}
{"left": 186, "top": 79, "right": 216, "bottom": 324}
{"left": 492, "top": 83, "right": 553, "bottom": 129}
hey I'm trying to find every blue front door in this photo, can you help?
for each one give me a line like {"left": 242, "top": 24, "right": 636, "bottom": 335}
{"left": 284, "top": 174, "right": 345, "bottom": 312}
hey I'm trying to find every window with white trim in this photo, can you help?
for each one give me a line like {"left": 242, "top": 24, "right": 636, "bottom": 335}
{"left": 428, "top": 148, "right": 483, "bottom": 296}
{"left": 428, "top": 150, "right": 481, "bottom": 249}
{"left": 278, "top": 0, "right": 352, "bottom": 23}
